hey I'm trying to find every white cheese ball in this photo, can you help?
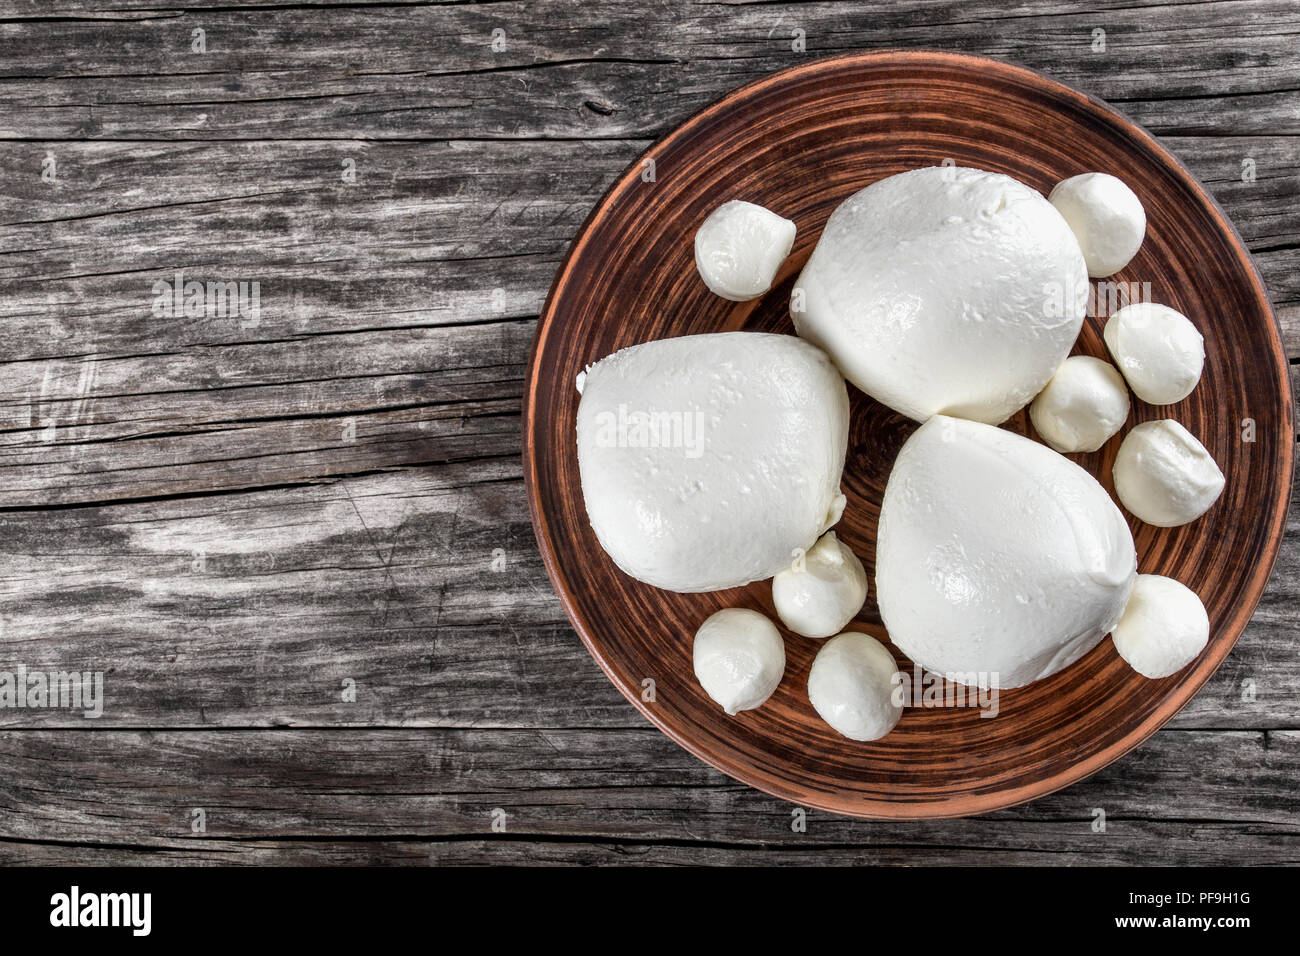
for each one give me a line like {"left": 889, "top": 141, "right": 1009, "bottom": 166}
{"left": 1103, "top": 303, "right": 1205, "bottom": 405}
{"left": 1049, "top": 173, "right": 1146, "bottom": 277}
{"left": 793, "top": 166, "right": 1088, "bottom": 425}
{"left": 1029, "top": 355, "right": 1130, "bottom": 453}
{"left": 772, "top": 531, "right": 868, "bottom": 639}
{"left": 1112, "top": 420, "right": 1225, "bottom": 527}
{"left": 807, "top": 632, "right": 903, "bottom": 741}
{"left": 693, "top": 608, "right": 786, "bottom": 715}
{"left": 576, "top": 332, "right": 849, "bottom": 592}
{"left": 877, "top": 416, "right": 1137, "bottom": 689}
{"left": 694, "top": 200, "right": 797, "bottom": 301}
{"left": 1111, "top": 574, "right": 1209, "bottom": 679}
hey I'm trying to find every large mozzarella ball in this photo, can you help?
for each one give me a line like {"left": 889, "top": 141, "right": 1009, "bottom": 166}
{"left": 876, "top": 416, "right": 1137, "bottom": 689}
{"left": 771, "top": 531, "right": 868, "bottom": 639}
{"left": 793, "top": 166, "right": 1088, "bottom": 425}
{"left": 1103, "top": 303, "right": 1205, "bottom": 405}
{"left": 694, "top": 200, "right": 797, "bottom": 301}
{"left": 1049, "top": 173, "right": 1146, "bottom": 277}
{"left": 807, "top": 632, "right": 903, "bottom": 741}
{"left": 1029, "top": 355, "right": 1130, "bottom": 453}
{"left": 693, "top": 608, "right": 786, "bottom": 715}
{"left": 576, "top": 332, "right": 849, "bottom": 592}
{"left": 1112, "top": 420, "right": 1224, "bottom": 527}
{"left": 1111, "top": 574, "right": 1210, "bottom": 679}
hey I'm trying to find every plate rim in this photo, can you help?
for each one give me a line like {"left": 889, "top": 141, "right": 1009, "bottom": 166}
{"left": 521, "top": 48, "right": 1295, "bottom": 819}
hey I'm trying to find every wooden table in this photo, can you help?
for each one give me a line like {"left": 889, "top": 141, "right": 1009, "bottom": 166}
{"left": 1, "top": 0, "right": 1295, "bottom": 865}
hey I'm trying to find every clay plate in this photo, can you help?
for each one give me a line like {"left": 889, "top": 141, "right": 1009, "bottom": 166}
{"left": 522, "top": 50, "right": 1293, "bottom": 818}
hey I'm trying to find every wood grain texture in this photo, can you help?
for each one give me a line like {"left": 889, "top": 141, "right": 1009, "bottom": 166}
{"left": 0, "top": 729, "right": 1296, "bottom": 865}
{"left": 0, "top": 0, "right": 1296, "bottom": 862}
{"left": 0, "top": 458, "right": 1297, "bottom": 731}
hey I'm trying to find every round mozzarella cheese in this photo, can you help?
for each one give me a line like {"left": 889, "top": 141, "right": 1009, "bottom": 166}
{"left": 694, "top": 200, "right": 797, "bottom": 301}
{"left": 1103, "top": 302, "right": 1205, "bottom": 406}
{"left": 693, "top": 608, "right": 786, "bottom": 715}
{"left": 807, "top": 632, "right": 903, "bottom": 741}
{"left": 793, "top": 166, "right": 1088, "bottom": 425}
{"left": 1029, "top": 355, "right": 1130, "bottom": 453}
{"left": 1110, "top": 574, "right": 1209, "bottom": 679}
{"left": 1112, "top": 419, "right": 1224, "bottom": 527}
{"left": 1049, "top": 173, "right": 1146, "bottom": 278}
{"left": 772, "top": 531, "right": 868, "bottom": 639}
{"left": 876, "top": 415, "right": 1137, "bottom": 689}
{"left": 576, "top": 332, "right": 849, "bottom": 592}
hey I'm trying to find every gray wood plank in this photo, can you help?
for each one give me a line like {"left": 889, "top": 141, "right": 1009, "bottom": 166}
{"left": 0, "top": 132, "right": 1292, "bottom": 506}
{"left": 3, "top": 829, "right": 1293, "bottom": 865}
{"left": 2, "top": 1, "right": 1298, "bottom": 139}
{"left": 1, "top": 136, "right": 1292, "bottom": 365}
{"left": 0, "top": 457, "right": 1296, "bottom": 729}
{"left": 0, "top": 323, "right": 531, "bottom": 504}
{"left": 0, "top": 727, "right": 1293, "bottom": 864}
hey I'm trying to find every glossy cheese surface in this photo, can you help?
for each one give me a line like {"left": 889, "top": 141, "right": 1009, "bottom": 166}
{"left": 576, "top": 332, "right": 849, "bottom": 593}
{"left": 794, "top": 166, "right": 1088, "bottom": 424}
{"left": 876, "top": 416, "right": 1137, "bottom": 688}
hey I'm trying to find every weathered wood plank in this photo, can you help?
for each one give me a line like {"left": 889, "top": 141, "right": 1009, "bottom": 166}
{"left": 1, "top": 1, "right": 1299, "bottom": 142}
{"left": 0, "top": 327, "right": 1285, "bottom": 509}
{"left": 1, "top": 136, "right": 1292, "bottom": 362}
{"left": 0, "top": 321, "right": 532, "bottom": 505}
{"left": 0, "top": 139, "right": 631, "bottom": 364}
{"left": 0, "top": 728, "right": 1293, "bottom": 865}
{"left": 1, "top": 315, "right": 1289, "bottom": 508}
{"left": 0, "top": 130, "right": 1291, "bottom": 506}
{"left": 3, "top": 827, "right": 1294, "bottom": 865}
{"left": 0, "top": 458, "right": 1295, "bottom": 729}
{"left": 0, "top": 139, "right": 626, "bottom": 265}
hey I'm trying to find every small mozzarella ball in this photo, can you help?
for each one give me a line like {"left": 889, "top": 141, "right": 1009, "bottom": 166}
{"left": 1049, "top": 173, "right": 1146, "bottom": 277}
{"left": 1113, "top": 420, "right": 1225, "bottom": 527}
{"left": 772, "top": 531, "right": 868, "bottom": 638}
{"left": 1111, "top": 574, "right": 1209, "bottom": 678}
{"left": 694, "top": 200, "right": 796, "bottom": 301}
{"left": 1029, "top": 355, "right": 1130, "bottom": 453}
{"left": 693, "top": 608, "right": 785, "bottom": 716}
{"left": 807, "top": 632, "right": 902, "bottom": 741}
{"left": 1103, "top": 303, "right": 1205, "bottom": 405}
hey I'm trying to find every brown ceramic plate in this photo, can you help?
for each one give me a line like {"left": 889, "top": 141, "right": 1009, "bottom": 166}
{"left": 522, "top": 50, "right": 1293, "bottom": 818}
